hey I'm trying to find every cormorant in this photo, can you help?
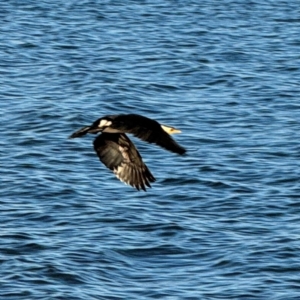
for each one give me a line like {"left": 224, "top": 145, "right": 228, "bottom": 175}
{"left": 69, "top": 114, "right": 186, "bottom": 191}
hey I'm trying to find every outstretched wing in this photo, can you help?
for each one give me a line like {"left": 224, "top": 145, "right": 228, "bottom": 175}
{"left": 108, "top": 114, "right": 186, "bottom": 155}
{"left": 93, "top": 133, "right": 156, "bottom": 191}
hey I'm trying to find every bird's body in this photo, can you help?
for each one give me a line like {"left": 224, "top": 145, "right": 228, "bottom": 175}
{"left": 69, "top": 114, "right": 186, "bottom": 191}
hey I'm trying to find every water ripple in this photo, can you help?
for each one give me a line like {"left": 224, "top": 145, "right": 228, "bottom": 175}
{"left": 1, "top": 0, "right": 300, "bottom": 299}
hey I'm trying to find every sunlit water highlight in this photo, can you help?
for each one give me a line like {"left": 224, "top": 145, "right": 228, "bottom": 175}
{"left": 1, "top": 1, "right": 300, "bottom": 299}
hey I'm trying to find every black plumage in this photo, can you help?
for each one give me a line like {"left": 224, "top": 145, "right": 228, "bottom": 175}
{"left": 93, "top": 133, "right": 155, "bottom": 191}
{"left": 105, "top": 114, "right": 186, "bottom": 155}
{"left": 69, "top": 114, "right": 186, "bottom": 191}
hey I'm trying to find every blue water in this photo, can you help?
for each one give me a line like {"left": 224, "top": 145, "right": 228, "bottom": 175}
{"left": 1, "top": 1, "right": 300, "bottom": 299}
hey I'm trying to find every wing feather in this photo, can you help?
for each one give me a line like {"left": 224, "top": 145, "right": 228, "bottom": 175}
{"left": 109, "top": 114, "right": 186, "bottom": 154}
{"left": 93, "top": 133, "right": 156, "bottom": 191}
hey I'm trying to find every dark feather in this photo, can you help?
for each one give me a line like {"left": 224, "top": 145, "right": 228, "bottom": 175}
{"left": 108, "top": 114, "right": 186, "bottom": 154}
{"left": 93, "top": 133, "right": 156, "bottom": 191}
{"left": 69, "top": 126, "right": 91, "bottom": 139}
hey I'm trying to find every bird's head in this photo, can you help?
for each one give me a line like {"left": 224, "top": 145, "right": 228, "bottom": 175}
{"left": 161, "top": 124, "right": 181, "bottom": 134}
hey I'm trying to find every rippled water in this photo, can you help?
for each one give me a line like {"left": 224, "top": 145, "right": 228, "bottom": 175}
{"left": 1, "top": 1, "right": 300, "bottom": 299}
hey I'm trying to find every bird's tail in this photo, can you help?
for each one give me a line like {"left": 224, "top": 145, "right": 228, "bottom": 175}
{"left": 69, "top": 126, "right": 91, "bottom": 139}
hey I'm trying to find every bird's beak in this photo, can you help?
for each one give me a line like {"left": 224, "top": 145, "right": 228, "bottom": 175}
{"left": 69, "top": 125, "right": 101, "bottom": 139}
{"left": 161, "top": 125, "right": 181, "bottom": 134}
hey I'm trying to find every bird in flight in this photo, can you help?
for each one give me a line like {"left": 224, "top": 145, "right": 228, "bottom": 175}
{"left": 69, "top": 114, "right": 186, "bottom": 191}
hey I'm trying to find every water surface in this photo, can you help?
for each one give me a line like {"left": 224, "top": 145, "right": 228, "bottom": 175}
{"left": 1, "top": 1, "right": 300, "bottom": 299}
